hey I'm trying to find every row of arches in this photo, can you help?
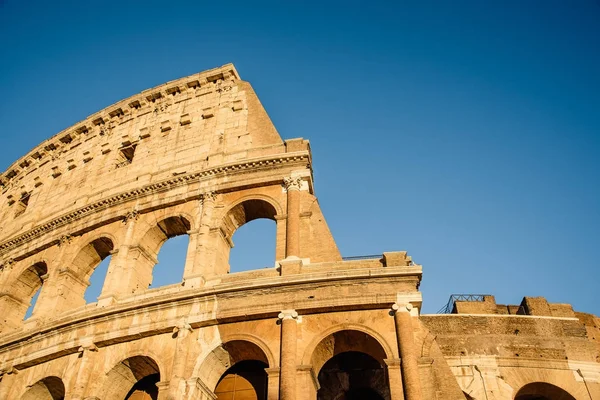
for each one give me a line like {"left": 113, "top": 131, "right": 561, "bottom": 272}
{"left": 15, "top": 328, "right": 579, "bottom": 400}
{"left": 16, "top": 329, "right": 394, "bottom": 400}
{"left": 5, "top": 198, "right": 280, "bottom": 329}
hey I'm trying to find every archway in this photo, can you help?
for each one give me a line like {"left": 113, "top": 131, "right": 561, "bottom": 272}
{"left": 140, "top": 216, "right": 191, "bottom": 288}
{"left": 199, "top": 339, "right": 271, "bottom": 399}
{"left": 100, "top": 355, "right": 161, "bottom": 400}
{"left": 514, "top": 382, "right": 576, "bottom": 400}
{"left": 19, "top": 262, "right": 47, "bottom": 320}
{"left": 311, "top": 330, "right": 390, "bottom": 400}
{"left": 20, "top": 376, "right": 65, "bottom": 400}
{"left": 0, "top": 261, "right": 48, "bottom": 330}
{"left": 221, "top": 199, "right": 278, "bottom": 274}
{"left": 73, "top": 237, "right": 114, "bottom": 304}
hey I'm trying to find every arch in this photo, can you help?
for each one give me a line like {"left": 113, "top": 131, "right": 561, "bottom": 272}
{"left": 1, "top": 261, "right": 48, "bottom": 330}
{"left": 218, "top": 194, "right": 284, "bottom": 222}
{"left": 195, "top": 339, "right": 272, "bottom": 393}
{"left": 72, "top": 236, "right": 114, "bottom": 282}
{"left": 220, "top": 333, "right": 277, "bottom": 368}
{"left": 20, "top": 375, "right": 65, "bottom": 400}
{"left": 138, "top": 215, "right": 192, "bottom": 255}
{"left": 213, "top": 197, "right": 282, "bottom": 275}
{"left": 302, "top": 324, "right": 395, "bottom": 372}
{"left": 136, "top": 215, "right": 192, "bottom": 289}
{"left": 98, "top": 355, "right": 161, "bottom": 400}
{"left": 514, "top": 382, "right": 576, "bottom": 400}
{"left": 221, "top": 198, "right": 279, "bottom": 237}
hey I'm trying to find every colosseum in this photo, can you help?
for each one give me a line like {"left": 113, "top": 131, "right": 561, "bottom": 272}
{"left": 0, "top": 64, "right": 598, "bottom": 400}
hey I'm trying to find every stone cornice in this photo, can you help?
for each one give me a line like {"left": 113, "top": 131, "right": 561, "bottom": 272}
{"left": 0, "top": 152, "right": 310, "bottom": 257}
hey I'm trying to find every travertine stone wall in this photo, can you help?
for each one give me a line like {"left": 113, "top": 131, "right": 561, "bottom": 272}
{"left": 0, "top": 64, "right": 598, "bottom": 400}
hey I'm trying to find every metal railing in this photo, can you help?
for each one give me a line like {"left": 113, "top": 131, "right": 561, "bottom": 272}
{"left": 437, "top": 294, "right": 491, "bottom": 314}
{"left": 342, "top": 254, "right": 381, "bottom": 261}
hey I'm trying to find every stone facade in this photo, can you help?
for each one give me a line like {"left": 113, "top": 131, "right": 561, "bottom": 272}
{"left": 0, "top": 64, "right": 598, "bottom": 400}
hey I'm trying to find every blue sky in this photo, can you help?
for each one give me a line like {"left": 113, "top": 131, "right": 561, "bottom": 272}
{"left": 1, "top": 1, "right": 598, "bottom": 315}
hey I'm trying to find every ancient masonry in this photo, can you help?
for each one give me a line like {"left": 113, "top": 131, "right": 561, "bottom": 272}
{"left": 0, "top": 64, "right": 598, "bottom": 400}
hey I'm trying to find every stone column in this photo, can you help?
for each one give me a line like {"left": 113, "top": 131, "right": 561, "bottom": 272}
{"left": 265, "top": 367, "right": 280, "bottom": 400}
{"left": 384, "top": 358, "right": 405, "bottom": 400}
{"left": 182, "top": 197, "right": 204, "bottom": 288}
{"left": 67, "top": 344, "right": 98, "bottom": 400}
{"left": 167, "top": 322, "right": 193, "bottom": 400}
{"left": 98, "top": 210, "right": 138, "bottom": 305}
{"left": 279, "top": 309, "right": 299, "bottom": 400}
{"left": 392, "top": 303, "right": 422, "bottom": 400}
{"left": 283, "top": 177, "right": 302, "bottom": 258}
{"left": 193, "top": 192, "right": 216, "bottom": 279}
{"left": 156, "top": 381, "right": 170, "bottom": 400}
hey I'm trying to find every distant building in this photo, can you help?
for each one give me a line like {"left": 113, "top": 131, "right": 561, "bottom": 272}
{"left": 0, "top": 64, "right": 598, "bottom": 400}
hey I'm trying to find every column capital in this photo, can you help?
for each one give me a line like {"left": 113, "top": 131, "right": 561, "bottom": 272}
{"left": 0, "top": 258, "right": 15, "bottom": 272}
{"left": 77, "top": 344, "right": 98, "bottom": 354}
{"left": 283, "top": 176, "right": 303, "bottom": 191}
{"left": 392, "top": 303, "right": 413, "bottom": 313}
{"left": 173, "top": 321, "right": 193, "bottom": 334}
{"left": 278, "top": 309, "right": 299, "bottom": 321}
{"left": 57, "top": 234, "right": 73, "bottom": 247}
{"left": 122, "top": 209, "right": 139, "bottom": 224}
{"left": 201, "top": 191, "right": 217, "bottom": 203}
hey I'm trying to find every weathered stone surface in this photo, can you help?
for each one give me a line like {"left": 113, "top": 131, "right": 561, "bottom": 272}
{"left": 0, "top": 64, "right": 598, "bottom": 400}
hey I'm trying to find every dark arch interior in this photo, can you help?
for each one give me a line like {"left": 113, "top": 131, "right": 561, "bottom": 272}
{"left": 215, "top": 360, "right": 268, "bottom": 400}
{"left": 515, "top": 382, "right": 576, "bottom": 400}
{"left": 124, "top": 373, "right": 159, "bottom": 400}
{"left": 317, "top": 351, "right": 389, "bottom": 400}
{"left": 102, "top": 356, "right": 161, "bottom": 400}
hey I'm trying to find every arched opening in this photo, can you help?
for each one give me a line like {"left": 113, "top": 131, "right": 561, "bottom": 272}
{"left": 85, "top": 254, "right": 111, "bottom": 303}
{"left": 214, "top": 360, "right": 268, "bottom": 400}
{"left": 20, "top": 376, "right": 65, "bottom": 400}
{"left": 311, "top": 330, "right": 390, "bottom": 400}
{"left": 78, "top": 237, "right": 114, "bottom": 303}
{"left": 229, "top": 219, "right": 276, "bottom": 272}
{"left": 198, "top": 339, "right": 271, "bottom": 399}
{"left": 19, "top": 262, "right": 47, "bottom": 320}
{"left": 140, "top": 216, "right": 191, "bottom": 289}
{"left": 221, "top": 199, "right": 278, "bottom": 274}
{"left": 514, "top": 382, "right": 576, "bottom": 400}
{"left": 100, "top": 356, "right": 161, "bottom": 400}
{"left": 464, "top": 392, "right": 476, "bottom": 400}
{"left": 152, "top": 234, "right": 189, "bottom": 288}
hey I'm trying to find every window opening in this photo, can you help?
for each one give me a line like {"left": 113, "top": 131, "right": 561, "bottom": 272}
{"left": 117, "top": 144, "right": 137, "bottom": 168}
{"left": 14, "top": 191, "right": 31, "bottom": 218}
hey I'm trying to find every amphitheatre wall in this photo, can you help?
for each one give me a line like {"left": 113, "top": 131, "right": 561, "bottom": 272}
{"left": 0, "top": 64, "right": 598, "bottom": 400}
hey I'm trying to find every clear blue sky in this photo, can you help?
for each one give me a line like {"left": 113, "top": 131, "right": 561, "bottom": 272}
{"left": 1, "top": 1, "right": 598, "bottom": 315}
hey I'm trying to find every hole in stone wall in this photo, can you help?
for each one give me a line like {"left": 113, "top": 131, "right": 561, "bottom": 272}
{"left": 14, "top": 191, "right": 31, "bottom": 218}
{"left": 151, "top": 235, "right": 189, "bottom": 288}
{"left": 117, "top": 144, "right": 137, "bottom": 167}
{"left": 229, "top": 219, "right": 276, "bottom": 273}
